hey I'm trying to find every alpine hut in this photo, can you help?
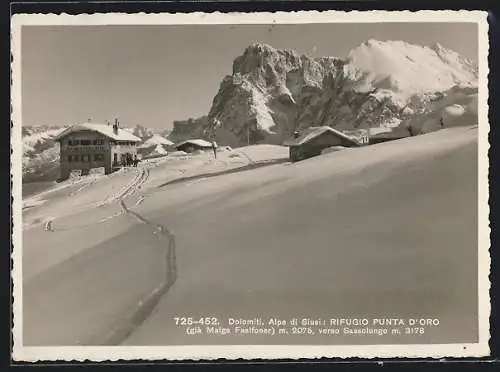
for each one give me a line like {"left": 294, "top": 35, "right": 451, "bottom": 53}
{"left": 284, "top": 126, "right": 360, "bottom": 162}
{"left": 53, "top": 120, "right": 142, "bottom": 179}
{"left": 174, "top": 139, "right": 215, "bottom": 153}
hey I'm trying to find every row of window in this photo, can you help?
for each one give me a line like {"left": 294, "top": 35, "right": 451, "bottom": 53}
{"left": 67, "top": 146, "right": 105, "bottom": 152}
{"left": 68, "top": 154, "right": 104, "bottom": 163}
{"left": 68, "top": 139, "right": 105, "bottom": 146}
{"left": 67, "top": 139, "right": 138, "bottom": 146}
{"left": 109, "top": 141, "right": 137, "bottom": 146}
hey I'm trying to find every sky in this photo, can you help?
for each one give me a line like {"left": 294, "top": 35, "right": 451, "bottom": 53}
{"left": 21, "top": 22, "right": 478, "bottom": 130}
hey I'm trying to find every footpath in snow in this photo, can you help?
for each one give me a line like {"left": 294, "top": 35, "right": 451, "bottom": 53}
{"left": 21, "top": 144, "right": 288, "bottom": 346}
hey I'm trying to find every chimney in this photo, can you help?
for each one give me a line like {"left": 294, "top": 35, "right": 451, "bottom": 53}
{"left": 113, "top": 118, "right": 119, "bottom": 134}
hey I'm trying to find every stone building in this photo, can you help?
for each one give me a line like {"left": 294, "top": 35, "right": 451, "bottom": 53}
{"left": 54, "top": 120, "right": 142, "bottom": 179}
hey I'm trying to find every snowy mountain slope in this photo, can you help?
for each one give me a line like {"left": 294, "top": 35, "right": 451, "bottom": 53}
{"left": 22, "top": 127, "right": 64, "bottom": 182}
{"left": 23, "top": 127, "right": 63, "bottom": 155}
{"left": 403, "top": 85, "right": 478, "bottom": 134}
{"left": 344, "top": 40, "right": 477, "bottom": 103}
{"left": 199, "top": 40, "right": 478, "bottom": 146}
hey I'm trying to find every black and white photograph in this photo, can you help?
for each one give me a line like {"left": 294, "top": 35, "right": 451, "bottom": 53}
{"left": 11, "top": 10, "right": 490, "bottom": 361}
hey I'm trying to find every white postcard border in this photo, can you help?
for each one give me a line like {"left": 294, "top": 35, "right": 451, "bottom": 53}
{"left": 11, "top": 10, "right": 491, "bottom": 361}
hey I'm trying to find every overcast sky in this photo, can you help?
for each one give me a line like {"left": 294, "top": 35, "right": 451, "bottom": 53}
{"left": 21, "top": 22, "right": 478, "bottom": 129}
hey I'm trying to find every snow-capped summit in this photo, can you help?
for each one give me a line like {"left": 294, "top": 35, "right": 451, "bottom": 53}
{"left": 200, "top": 39, "right": 478, "bottom": 147}
{"left": 345, "top": 39, "right": 477, "bottom": 103}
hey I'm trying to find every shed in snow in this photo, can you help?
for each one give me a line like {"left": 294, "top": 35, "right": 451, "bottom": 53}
{"left": 368, "top": 126, "right": 411, "bottom": 144}
{"left": 283, "top": 126, "right": 360, "bottom": 162}
{"left": 175, "top": 139, "right": 216, "bottom": 153}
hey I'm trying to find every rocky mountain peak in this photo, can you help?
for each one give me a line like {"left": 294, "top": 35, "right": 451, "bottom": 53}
{"left": 195, "top": 40, "right": 478, "bottom": 148}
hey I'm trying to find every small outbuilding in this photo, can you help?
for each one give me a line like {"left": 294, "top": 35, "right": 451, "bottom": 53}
{"left": 284, "top": 126, "right": 360, "bottom": 162}
{"left": 368, "top": 127, "right": 411, "bottom": 144}
{"left": 174, "top": 139, "right": 216, "bottom": 153}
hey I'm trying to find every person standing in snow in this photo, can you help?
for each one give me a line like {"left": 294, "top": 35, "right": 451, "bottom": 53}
{"left": 440, "top": 117, "right": 445, "bottom": 128}
{"left": 211, "top": 141, "right": 217, "bottom": 159}
{"left": 45, "top": 219, "right": 54, "bottom": 232}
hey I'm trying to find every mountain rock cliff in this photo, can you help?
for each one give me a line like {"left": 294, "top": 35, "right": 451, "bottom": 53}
{"left": 195, "top": 40, "right": 477, "bottom": 146}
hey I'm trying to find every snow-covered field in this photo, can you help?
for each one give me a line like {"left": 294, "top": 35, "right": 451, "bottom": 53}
{"left": 124, "top": 126, "right": 479, "bottom": 346}
{"left": 22, "top": 145, "right": 289, "bottom": 230}
{"left": 21, "top": 127, "right": 479, "bottom": 346}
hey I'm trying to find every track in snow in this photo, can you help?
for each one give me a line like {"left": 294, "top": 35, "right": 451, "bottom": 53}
{"left": 96, "top": 167, "right": 150, "bottom": 207}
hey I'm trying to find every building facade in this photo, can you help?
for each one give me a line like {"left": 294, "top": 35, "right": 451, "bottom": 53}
{"left": 54, "top": 122, "right": 142, "bottom": 180}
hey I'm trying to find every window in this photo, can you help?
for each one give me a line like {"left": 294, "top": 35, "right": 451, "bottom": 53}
{"left": 81, "top": 139, "right": 91, "bottom": 146}
{"left": 73, "top": 155, "right": 79, "bottom": 162}
{"left": 72, "top": 139, "right": 80, "bottom": 146}
{"left": 93, "top": 139, "right": 104, "bottom": 145}
{"left": 94, "top": 154, "right": 104, "bottom": 161}
{"left": 68, "top": 155, "right": 72, "bottom": 163}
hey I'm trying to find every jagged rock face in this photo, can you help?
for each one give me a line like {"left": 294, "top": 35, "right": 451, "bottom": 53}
{"left": 201, "top": 41, "right": 478, "bottom": 147}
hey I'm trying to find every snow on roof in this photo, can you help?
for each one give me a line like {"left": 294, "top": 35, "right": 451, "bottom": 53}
{"left": 175, "top": 139, "right": 215, "bottom": 148}
{"left": 54, "top": 123, "right": 142, "bottom": 142}
{"left": 138, "top": 134, "right": 174, "bottom": 148}
{"left": 143, "top": 144, "right": 169, "bottom": 158}
{"left": 284, "top": 126, "right": 359, "bottom": 147}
